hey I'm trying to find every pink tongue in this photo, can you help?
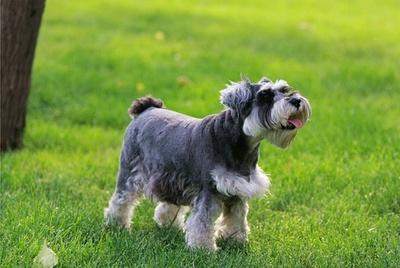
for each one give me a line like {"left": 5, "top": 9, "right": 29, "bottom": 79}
{"left": 288, "top": 118, "right": 303, "bottom": 128}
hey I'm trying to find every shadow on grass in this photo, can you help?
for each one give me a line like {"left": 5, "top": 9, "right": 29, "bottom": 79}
{"left": 103, "top": 223, "right": 252, "bottom": 259}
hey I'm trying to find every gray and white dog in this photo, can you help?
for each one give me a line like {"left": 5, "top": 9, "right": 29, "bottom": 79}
{"left": 104, "top": 77, "right": 311, "bottom": 251}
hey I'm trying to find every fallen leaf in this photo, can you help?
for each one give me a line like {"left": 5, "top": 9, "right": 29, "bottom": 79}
{"left": 33, "top": 241, "right": 58, "bottom": 268}
{"left": 116, "top": 80, "right": 124, "bottom": 88}
{"left": 298, "top": 21, "right": 312, "bottom": 30}
{"left": 154, "top": 31, "right": 165, "bottom": 41}
{"left": 176, "top": 76, "right": 191, "bottom": 88}
{"left": 136, "top": 82, "right": 145, "bottom": 92}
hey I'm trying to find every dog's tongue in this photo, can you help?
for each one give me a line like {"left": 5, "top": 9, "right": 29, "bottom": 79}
{"left": 288, "top": 118, "right": 303, "bottom": 128}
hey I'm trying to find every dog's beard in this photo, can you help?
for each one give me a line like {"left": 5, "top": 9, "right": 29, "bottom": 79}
{"left": 264, "top": 129, "right": 297, "bottom": 148}
{"left": 243, "top": 112, "right": 297, "bottom": 148}
{"left": 243, "top": 97, "right": 310, "bottom": 148}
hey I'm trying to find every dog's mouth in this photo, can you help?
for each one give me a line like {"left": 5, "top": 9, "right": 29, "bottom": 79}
{"left": 283, "top": 115, "right": 304, "bottom": 130}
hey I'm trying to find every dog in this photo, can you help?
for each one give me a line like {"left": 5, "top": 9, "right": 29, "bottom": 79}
{"left": 104, "top": 77, "right": 311, "bottom": 251}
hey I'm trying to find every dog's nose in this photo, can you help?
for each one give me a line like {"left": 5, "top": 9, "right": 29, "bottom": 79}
{"left": 289, "top": 98, "right": 301, "bottom": 109}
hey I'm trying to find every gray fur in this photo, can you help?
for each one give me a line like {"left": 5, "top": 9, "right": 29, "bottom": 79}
{"left": 215, "top": 197, "right": 249, "bottom": 242}
{"left": 220, "top": 79, "right": 254, "bottom": 116}
{"left": 104, "top": 77, "right": 311, "bottom": 251}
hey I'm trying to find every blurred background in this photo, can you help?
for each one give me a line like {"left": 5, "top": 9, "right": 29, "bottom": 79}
{"left": 1, "top": 0, "right": 399, "bottom": 266}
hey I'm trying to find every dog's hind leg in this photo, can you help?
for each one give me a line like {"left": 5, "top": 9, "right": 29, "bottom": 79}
{"left": 185, "top": 191, "right": 222, "bottom": 251}
{"left": 154, "top": 202, "right": 189, "bottom": 229}
{"left": 104, "top": 154, "right": 143, "bottom": 229}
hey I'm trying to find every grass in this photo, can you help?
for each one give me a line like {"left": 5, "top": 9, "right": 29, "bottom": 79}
{"left": 1, "top": 0, "right": 399, "bottom": 266}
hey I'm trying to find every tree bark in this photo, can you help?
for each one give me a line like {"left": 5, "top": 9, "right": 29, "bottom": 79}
{"left": 0, "top": 0, "right": 45, "bottom": 151}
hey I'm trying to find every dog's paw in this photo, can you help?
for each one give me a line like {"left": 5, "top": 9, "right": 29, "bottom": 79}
{"left": 215, "top": 228, "right": 248, "bottom": 243}
{"left": 186, "top": 241, "right": 219, "bottom": 252}
{"left": 185, "top": 232, "right": 218, "bottom": 252}
{"left": 104, "top": 208, "right": 131, "bottom": 230}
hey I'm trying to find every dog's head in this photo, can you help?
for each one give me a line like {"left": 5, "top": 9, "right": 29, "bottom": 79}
{"left": 220, "top": 77, "right": 311, "bottom": 148}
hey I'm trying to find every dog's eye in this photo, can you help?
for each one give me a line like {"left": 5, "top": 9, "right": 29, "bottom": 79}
{"left": 258, "top": 89, "right": 273, "bottom": 96}
{"left": 256, "top": 89, "right": 274, "bottom": 103}
{"left": 278, "top": 87, "right": 290, "bottom": 93}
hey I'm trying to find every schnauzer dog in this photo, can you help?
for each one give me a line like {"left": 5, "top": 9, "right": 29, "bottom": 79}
{"left": 104, "top": 77, "right": 311, "bottom": 251}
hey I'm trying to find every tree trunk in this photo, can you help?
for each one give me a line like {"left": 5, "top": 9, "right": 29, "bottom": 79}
{"left": 0, "top": 0, "right": 45, "bottom": 151}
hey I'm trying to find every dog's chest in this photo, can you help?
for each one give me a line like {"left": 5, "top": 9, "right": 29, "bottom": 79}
{"left": 211, "top": 166, "right": 270, "bottom": 198}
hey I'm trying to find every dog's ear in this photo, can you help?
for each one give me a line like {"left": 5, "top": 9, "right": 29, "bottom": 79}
{"left": 220, "top": 79, "right": 254, "bottom": 115}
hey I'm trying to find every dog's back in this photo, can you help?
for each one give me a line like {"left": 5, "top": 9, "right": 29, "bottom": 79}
{"left": 127, "top": 97, "right": 201, "bottom": 163}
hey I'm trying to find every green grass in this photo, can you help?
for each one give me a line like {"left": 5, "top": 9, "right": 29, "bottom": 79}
{"left": 1, "top": 0, "right": 400, "bottom": 266}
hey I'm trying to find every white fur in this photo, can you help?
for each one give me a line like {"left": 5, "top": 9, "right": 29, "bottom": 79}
{"left": 211, "top": 166, "right": 270, "bottom": 198}
{"left": 154, "top": 202, "right": 188, "bottom": 229}
{"left": 260, "top": 81, "right": 274, "bottom": 90}
{"left": 265, "top": 129, "right": 297, "bottom": 148}
{"left": 243, "top": 106, "right": 264, "bottom": 137}
{"left": 272, "top": 79, "right": 289, "bottom": 90}
{"left": 243, "top": 97, "right": 297, "bottom": 139}
{"left": 243, "top": 103, "right": 297, "bottom": 148}
{"left": 186, "top": 216, "right": 219, "bottom": 251}
{"left": 270, "top": 99, "right": 294, "bottom": 126}
{"left": 104, "top": 191, "right": 141, "bottom": 229}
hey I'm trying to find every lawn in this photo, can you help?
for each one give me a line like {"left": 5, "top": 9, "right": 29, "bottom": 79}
{"left": 1, "top": 0, "right": 399, "bottom": 266}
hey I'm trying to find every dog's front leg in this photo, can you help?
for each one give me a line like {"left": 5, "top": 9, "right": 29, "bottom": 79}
{"left": 185, "top": 191, "right": 222, "bottom": 251}
{"left": 215, "top": 198, "right": 249, "bottom": 243}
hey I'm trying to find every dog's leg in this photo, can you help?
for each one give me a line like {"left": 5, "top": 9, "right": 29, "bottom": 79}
{"left": 104, "top": 156, "right": 143, "bottom": 229}
{"left": 154, "top": 202, "right": 189, "bottom": 229}
{"left": 215, "top": 198, "right": 249, "bottom": 243}
{"left": 185, "top": 192, "right": 222, "bottom": 251}
{"left": 104, "top": 189, "right": 141, "bottom": 229}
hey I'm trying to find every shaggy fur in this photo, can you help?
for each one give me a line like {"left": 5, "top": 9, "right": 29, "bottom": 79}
{"left": 105, "top": 76, "right": 311, "bottom": 251}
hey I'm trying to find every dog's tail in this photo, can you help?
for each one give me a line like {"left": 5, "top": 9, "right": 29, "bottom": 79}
{"left": 128, "top": 96, "right": 164, "bottom": 118}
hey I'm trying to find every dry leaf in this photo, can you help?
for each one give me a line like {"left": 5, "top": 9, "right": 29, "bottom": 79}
{"left": 136, "top": 82, "right": 145, "bottom": 92}
{"left": 154, "top": 31, "right": 165, "bottom": 41}
{"left": 33, "top": 241, "right": 58, "bottom": 268}
{"left": 298, "top": 21, "right": 312, "bottom": 30}
{"left": 176, "top": 76, "right": 190, "bottom": 88}
{"left": 116, "top": 80, "right": 124, "bottom": 88}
